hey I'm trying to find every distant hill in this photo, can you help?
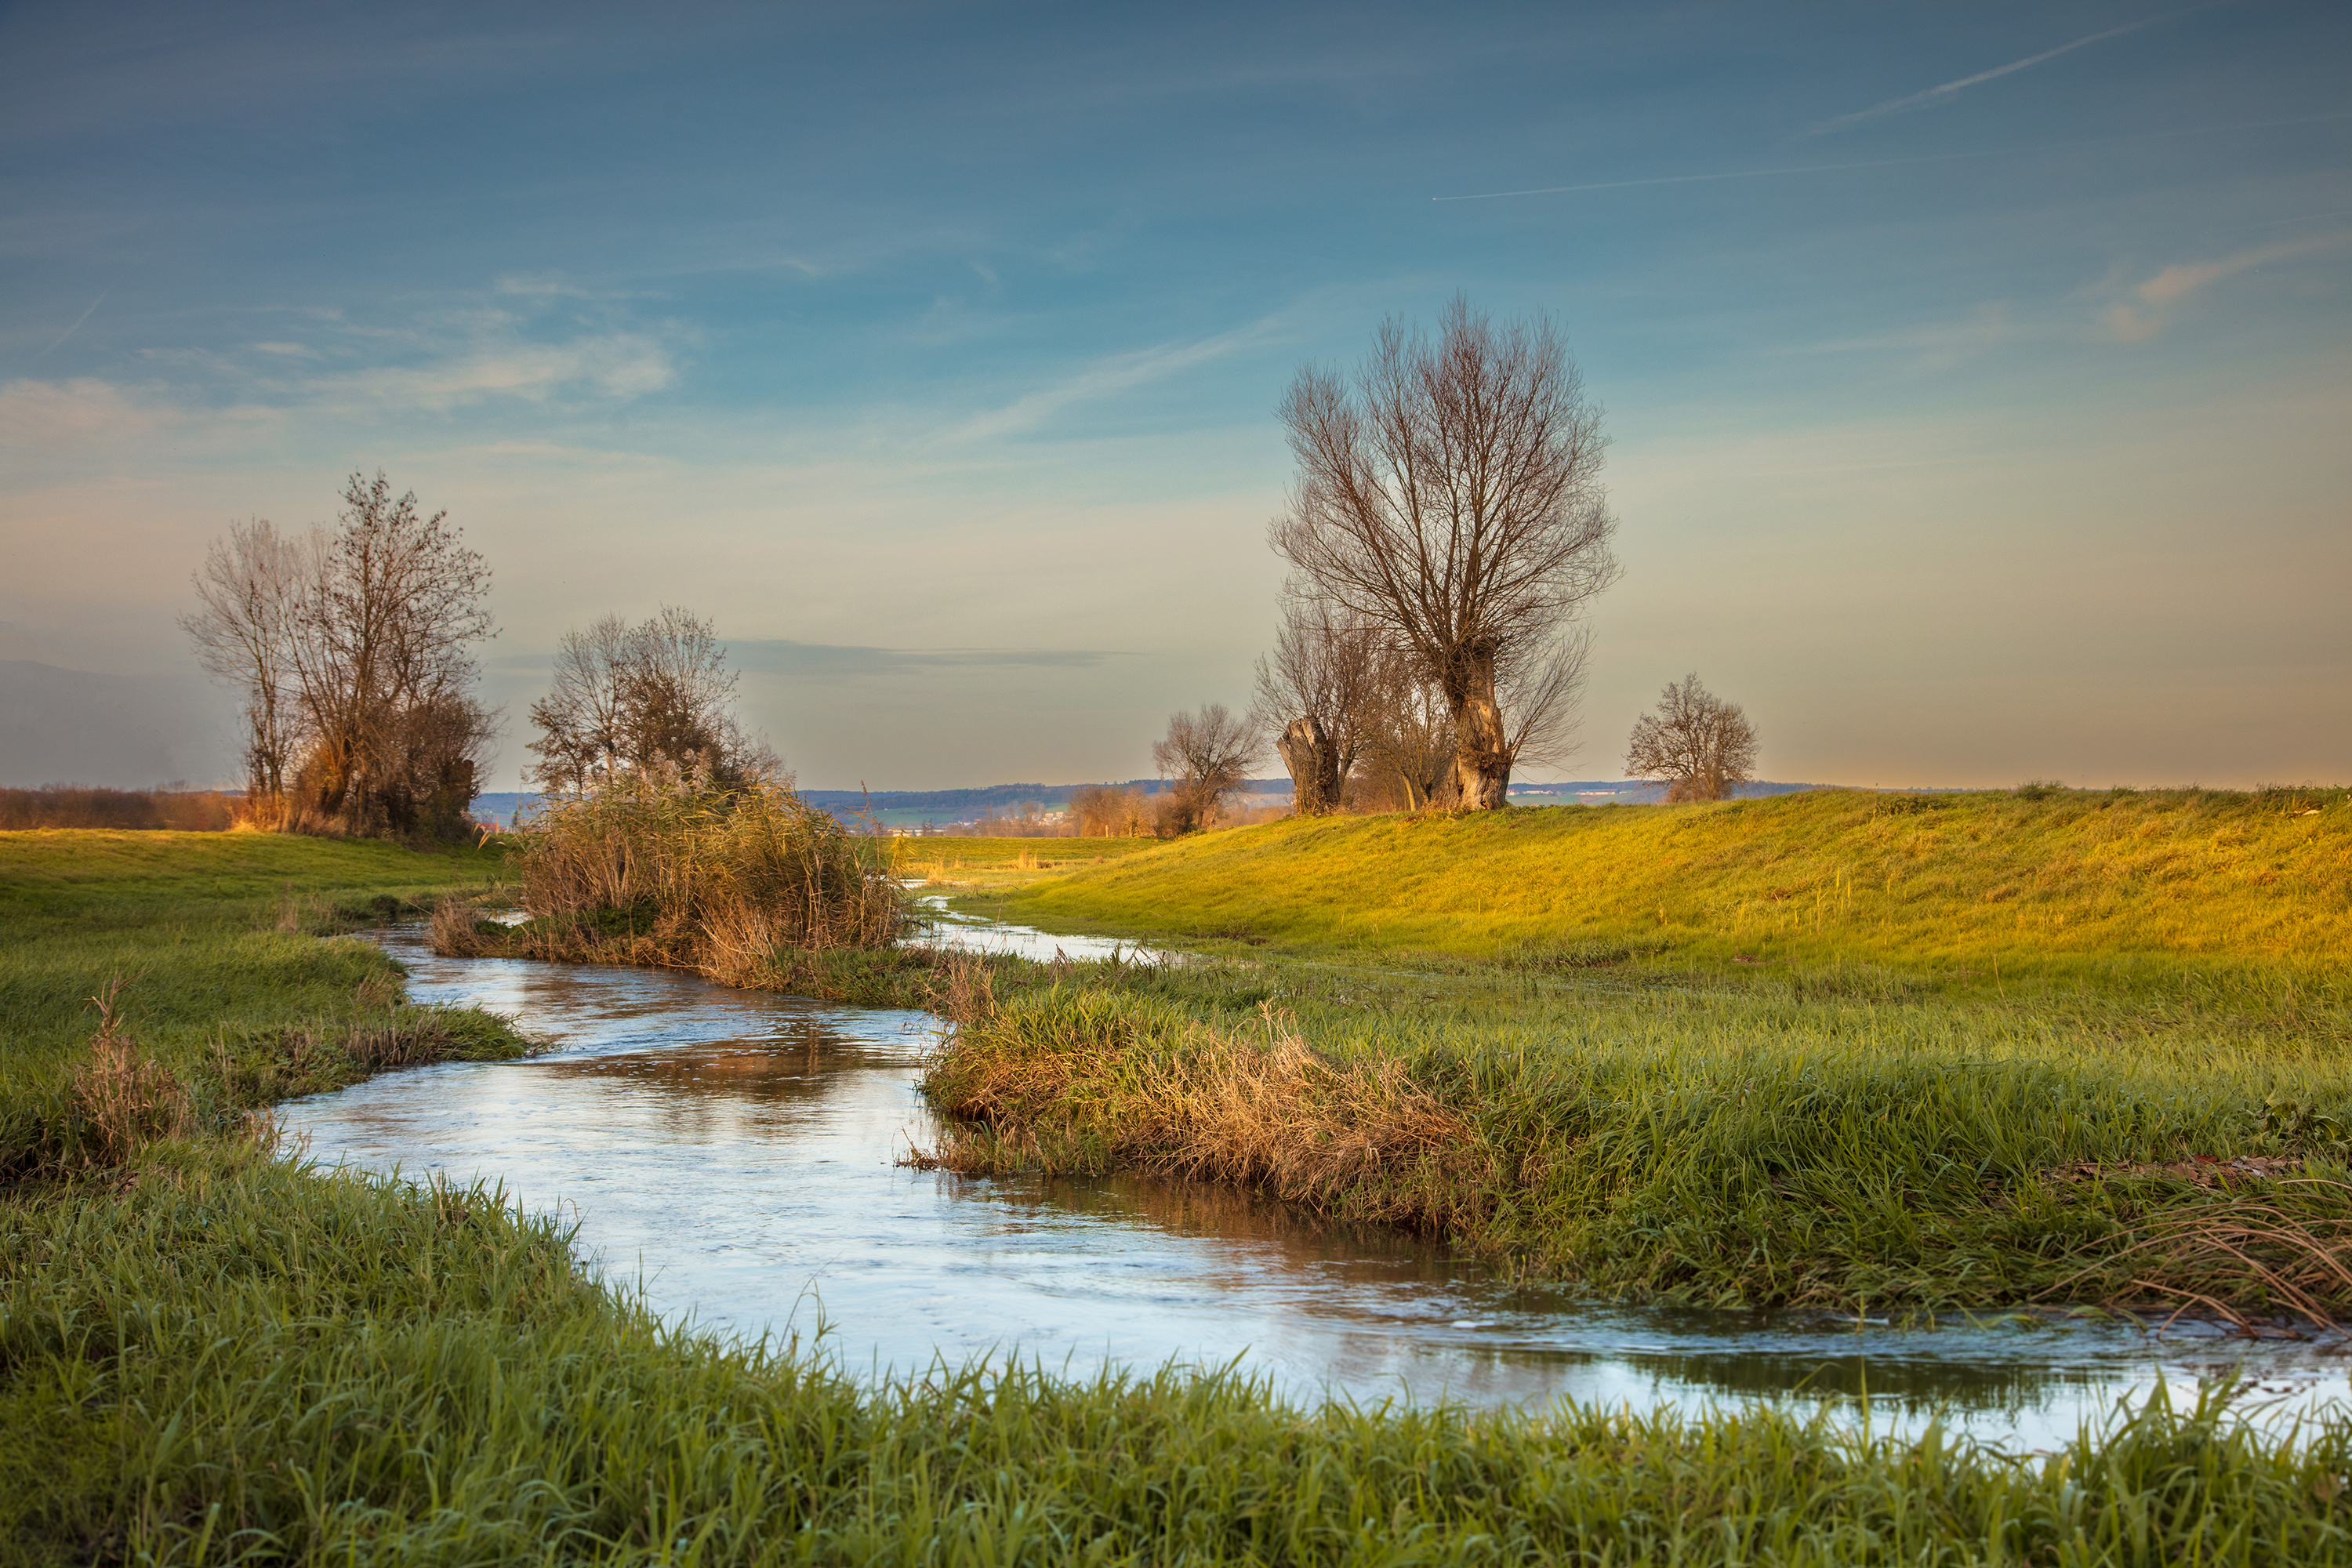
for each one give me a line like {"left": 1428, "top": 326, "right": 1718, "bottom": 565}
{"left": 1508, "top": 779, "right": 1824, "bottom": 806}
{"left": 471, "top": 778, "right": 1835, "bottom": 830}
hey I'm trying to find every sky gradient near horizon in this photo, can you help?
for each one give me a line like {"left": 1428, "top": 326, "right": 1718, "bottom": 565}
{"left": 2, "top": 1, "right": 2347, "bottom": 791}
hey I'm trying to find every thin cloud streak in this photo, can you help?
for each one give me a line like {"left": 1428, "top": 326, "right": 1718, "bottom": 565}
{"left": 39, "top": 289, "right": 108, "bottom": 355}
{"left": 1432, "top": 111, "right": 2352, "bottom": 202}
{"left": 946, "top": 320, "right": 1274, "bottom": 441}
{"left": 1806, "top": 12, "right": 2183, "bottom": 136}
{"left": 2106, "top": 230, "right": 2351, "bottom": 340}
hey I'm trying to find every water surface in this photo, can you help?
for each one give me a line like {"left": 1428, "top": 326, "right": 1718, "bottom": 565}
{"left": 278, "top": 927, "right": 2352, "bottom": 1448}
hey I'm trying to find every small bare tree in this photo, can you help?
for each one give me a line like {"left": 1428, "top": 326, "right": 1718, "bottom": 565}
{"left": 1272, "top": 295, "right": 1619, "bottom": 811}
{"left": 180, "top": 518, "right": 314, "bottom": 821}
{"left": 1150, "top": 704, "right": 1261, "bottom": 835}
{"left": 1069, "top": 783, "right": 1152, "bottom": 837}
{"left": 1624, "top": 674, "right": 1759, "bottom": 803}
{"left": 1250, "top": 603, "right": 1382, "bottom": 816}
{"left": 528, "top": 607, "right": 773, "bottom": 794}
{"left": 526, "top": 614, "right": 633, "bottom": 793}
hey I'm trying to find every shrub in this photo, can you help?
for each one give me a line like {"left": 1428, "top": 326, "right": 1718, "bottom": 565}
{"left": 498, "top": 766, "right": 910, "bottom": 979}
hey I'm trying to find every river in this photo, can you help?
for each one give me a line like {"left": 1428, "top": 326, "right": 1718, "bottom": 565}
{"left": 274, "top": 922, "right": 2352, "bottom": 1448}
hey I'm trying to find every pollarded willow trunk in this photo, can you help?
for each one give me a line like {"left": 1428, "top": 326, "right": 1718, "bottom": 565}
{"left": 1434, "top": 644, "right": 1512, "bottom": 811}
{"left": 1277, "top": 716, "right": 1343, "bottom": 815}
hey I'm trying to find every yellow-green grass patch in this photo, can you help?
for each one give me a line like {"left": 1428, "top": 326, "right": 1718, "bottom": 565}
{"left": 989, "top": 788, "right": 2352, "bottom": 979}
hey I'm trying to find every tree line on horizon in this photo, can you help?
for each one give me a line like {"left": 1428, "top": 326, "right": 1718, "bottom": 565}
{"left": 180, "top": 298, "right": 1757, "bottom": 844}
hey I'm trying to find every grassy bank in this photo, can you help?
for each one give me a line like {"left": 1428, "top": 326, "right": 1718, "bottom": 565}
{"left": 985, "top": 787, "right": 2352, "bottom": 976}
{"left": 0, "top": 829, "right": 532, "bottom": 1173}
{"left": 909, "top": 790, "right": 2352, "bottom": 1319}
{"left": 15, "top": 1149, "right": 2352, "bottom": 1564}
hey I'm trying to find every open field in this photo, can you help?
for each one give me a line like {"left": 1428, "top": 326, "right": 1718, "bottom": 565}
{"left": 981, "top": 788, "right": 2352, "bottom": 978}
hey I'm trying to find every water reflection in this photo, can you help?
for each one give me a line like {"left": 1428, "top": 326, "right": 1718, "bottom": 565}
{"left": 275, "top": 926, "right": 2352, "bottom": 1448}
{"left": 910, "top": 893, "right": 1178, "bottom": 965}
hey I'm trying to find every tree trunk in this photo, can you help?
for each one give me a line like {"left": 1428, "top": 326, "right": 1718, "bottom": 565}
{"left": 1278, "top": 716, "right": 1342, "bottom": 815}
{"left": 1434, "top": 644, "right": 1512, "bottom": 811}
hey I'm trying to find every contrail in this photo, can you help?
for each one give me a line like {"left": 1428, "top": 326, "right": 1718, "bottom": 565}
{"left": 1806, "top": 16, "right": 2163, "bottom": 136}
{"left": 41, "top": 289, "right": 109, "bottom": 355}
{"left": 1431, "top": 111, "right": 2352, "bottom": 203}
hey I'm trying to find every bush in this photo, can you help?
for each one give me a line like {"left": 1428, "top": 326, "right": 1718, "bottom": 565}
{"left": 494, "top": 767, "right": 911, "bottom": 980}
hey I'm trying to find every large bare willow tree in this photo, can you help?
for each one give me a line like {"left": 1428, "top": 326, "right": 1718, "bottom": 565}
{"left": 1271, "top": 296, "right": 1619, "bottom": 810}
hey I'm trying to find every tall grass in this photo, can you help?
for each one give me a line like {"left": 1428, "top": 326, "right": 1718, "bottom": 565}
{"left": 921, "top": 975, "right": 2352, "bottom": 1316}
{"left": 443, "top": 770, "right": 910, "bottom": 982}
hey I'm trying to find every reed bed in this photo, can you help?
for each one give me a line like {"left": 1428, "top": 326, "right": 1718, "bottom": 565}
{"left": 441, "top": 771, "right": 909, "bottom": 979}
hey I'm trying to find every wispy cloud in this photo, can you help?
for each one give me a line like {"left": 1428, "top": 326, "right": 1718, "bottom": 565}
{"left": 39, "top": 289, "right": 109, "bottom": 355}
{"left": 2105, "top": 231, "right": 2349, "bottom": 341}
{"left": 946, "top": 321, "right": 1272, "bottom": 442}
{"left": 1806, "top": 12, "right": 2190, "bottom": 137}
{"left": 1432, "top": 111, "right": 2351, "bottom": 203}
{"left": 310, "top": 332, "right": 675, "bottom": 412}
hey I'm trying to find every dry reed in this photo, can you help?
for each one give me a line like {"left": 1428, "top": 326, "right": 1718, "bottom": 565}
{"left": 454, "top": 768, "right": 911, "bottom": 978}
{"left": 2049, "top": 1178, "right": 2352, "bottom": 1330}
{"left": 67, "top": 978, "right": 194, "bottom": 1167}
{"left": 920, "top": 991, "right": 1494, "bottom": 1232}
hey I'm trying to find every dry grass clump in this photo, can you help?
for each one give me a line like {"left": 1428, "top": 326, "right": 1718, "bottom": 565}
{"left": 468, "top": 769, "right": 909, "bottom": 979}
{"left": 2054, "top": 1178, "right": 2352, "bottom": 1330}
{"left": 920, "top": 989, "right": 1494, "bottom": 1232}
{"left": 64, "top": 979, "right": 194, "bottom": 1168}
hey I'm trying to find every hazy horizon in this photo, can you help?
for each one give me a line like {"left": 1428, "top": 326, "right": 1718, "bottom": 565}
{"left": 4, "top": 2, "right": 2347, "bottom": 793}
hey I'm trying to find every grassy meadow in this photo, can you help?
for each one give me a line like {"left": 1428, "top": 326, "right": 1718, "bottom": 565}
{"left": 913, "top": 788, "right": 2352, "bottom": 1320}
{"left": 13, "top": 811, "right": 2352, "bottom": 1561}
{"left": 979, "top": 786, "right": 2352, "bottom": 976}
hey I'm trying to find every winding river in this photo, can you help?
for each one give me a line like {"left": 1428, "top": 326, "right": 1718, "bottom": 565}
{"left": 276, "top": 921, "right": 2352, "bottom": 1448}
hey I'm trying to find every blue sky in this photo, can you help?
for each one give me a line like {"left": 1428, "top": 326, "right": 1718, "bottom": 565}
{"left": 2, "top": 1, "right": 2346, "bottom": 789}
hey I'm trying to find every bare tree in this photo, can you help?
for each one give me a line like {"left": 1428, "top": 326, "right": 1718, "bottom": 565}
{"left": 1151, "top": 704, "right": 1261, "bottom": 834}
{"left": 287, "top": 473, "right": 497, "bottom": 836}
{"left": 1352, "top": 641, "right": 1456, "bottom": 811}
{"left": 1272, "top": 295, "right": 1619, "bottom": 810}
{"left": 1250, "top": 603, "right": 1382, "bottom": 816}
{"left": 526, "top": 614, "right": 633, "bottom": 794}
{"left": 1624, "top": 673, "right": 1759, "bottom": 803}
{"left": 527, "top": 606, "right": 774, "bottom": 794}
{"left": 180, "top": 519, "right": 314, "bottom": 820}
{"left": 1069, "top": 783, "right": 1152, "bottom": 837}
{"left": 183, "top": 474, "right": 497, "bottom": 838}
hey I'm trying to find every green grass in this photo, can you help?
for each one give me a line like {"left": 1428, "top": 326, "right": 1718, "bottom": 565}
{"left": 984, "top": 788, "right": 2352, "bottom": 978}
{"left": 13, "top": 825, "right": 2352, "bottom": 1561}
{"left": 904, "top": 790, "right": 2352, "bottom": 1319}
{"left": 10, "top": 1145, "right": 2352, "bottom": 1565}
{"left": 0, "top": 829, "right": 530, "bottom": 1172}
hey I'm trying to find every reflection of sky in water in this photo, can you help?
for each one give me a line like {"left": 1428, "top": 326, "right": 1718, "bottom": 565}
{"left": 908, "top": 893, "right": 1179, "bottom": 966}
{"left": 278, "top": 927, "right": 2352, "bottom": 1450}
